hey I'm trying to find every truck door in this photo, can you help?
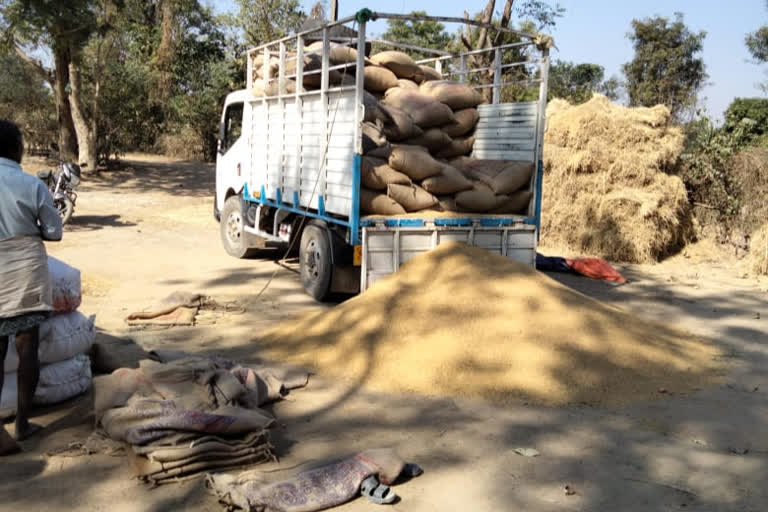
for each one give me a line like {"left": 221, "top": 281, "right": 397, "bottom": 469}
{"left": 216, "top": 101, "right": 245, "bottom": 209}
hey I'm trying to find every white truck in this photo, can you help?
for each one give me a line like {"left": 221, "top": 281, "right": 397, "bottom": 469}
{"left": 215, "top": 11, "right": 550, "bottom": 300}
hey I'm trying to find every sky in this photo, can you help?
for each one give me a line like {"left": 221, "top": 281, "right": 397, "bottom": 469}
{"left": 208, "top": 0, "right": 767, "bottom": 119}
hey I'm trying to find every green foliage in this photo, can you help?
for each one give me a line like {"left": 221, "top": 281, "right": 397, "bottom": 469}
{"left": 746, "top": 0, "right": 768, "bottom": 62}
{"left": 0, "top": 53, "right": 56, "bottom": 150}
{"left": 678, "top": 114, "right": 757, "bottom": 235}
{"left": 86, "top": 0, "right": 239, "bottom": 160}
{"left": 725, "top": 98, "right": 768, "bottom": 144}
{"left": 515, "top": 0, "right": 564, "bottom": 31}
{"left": 0, "top": 0, "right": 99, "bottom": 50}
{"left": 229, "top": 0, "right": 306, "bottom": 48}
{"left": 623, "top": 13, "right": 707, "bottom": 120}
{"left": 548, "top": 61, "right": 604, "bottom": 104}
{"left": 378, "top": 11, "right": 452, "bottom": 60}
{"left": 747, "top": 25, "right": 768, "bottom": 62}
{"left": 600, "top": 75, "right": 622, "bottom": 101}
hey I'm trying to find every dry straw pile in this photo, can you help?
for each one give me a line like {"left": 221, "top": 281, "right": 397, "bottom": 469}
{"left": 748, "top": 223, "right": 768, "bottom": 276}
{"left": 258, "top": 243, "right": 721, "bottom": 407}
{"left": 542, "top": 95, "right": 691, "bottom": 262}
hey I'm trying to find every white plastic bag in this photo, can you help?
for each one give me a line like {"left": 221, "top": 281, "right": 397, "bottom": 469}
{"left": 4, "top": 311, "right": 96, "bottom": 372}
{"left": 48, "top": 256, "right": 82, "bottom": 312}
{"left": 1, "top": 354, "right": 92, "bottom": 409}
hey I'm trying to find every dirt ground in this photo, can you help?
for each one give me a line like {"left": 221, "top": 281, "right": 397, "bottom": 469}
{"left": 1, "top": 154, "right": 767, "bottom": 511}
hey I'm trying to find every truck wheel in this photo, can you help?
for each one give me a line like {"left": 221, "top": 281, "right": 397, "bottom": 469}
{"left": 220, "top": 195, "right": 256, "bottom": 258}
{"left": 300, "top": 225, "right": 332, "bottom": 301}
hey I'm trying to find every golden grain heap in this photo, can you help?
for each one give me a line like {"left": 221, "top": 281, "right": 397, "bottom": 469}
{"left": 542, "top": 95, "right": 691, "bottom": 263}
{"left": 258, "top": 242, "right": 721, "bottom": 407}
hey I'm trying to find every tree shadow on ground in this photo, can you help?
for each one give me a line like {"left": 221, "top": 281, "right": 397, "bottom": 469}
{"left": 80, "top": 157, "right": 213, "bottom": 198}
{"left": 66, "top": 215, "right": 138, "bottom": 232}
{"left": 4, "top": 245, "right": 767, "bottom": 511}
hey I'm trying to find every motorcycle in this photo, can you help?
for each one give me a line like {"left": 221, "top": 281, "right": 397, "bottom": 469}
{"left": 37, "top": 161, "right": 81, "bottom": 225}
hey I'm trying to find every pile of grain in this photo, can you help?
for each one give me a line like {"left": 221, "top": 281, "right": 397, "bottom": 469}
{"left": 747, "top": 223, "right": 768, "bottom": 276}
{"left": 251, "top": 47, "right": 533, "bottom": 216}
{"left": 542, "top": 95, "right": 692, "bottom": 262}
{"left": 258, "top": 242, "right": 721, "bottom": 407}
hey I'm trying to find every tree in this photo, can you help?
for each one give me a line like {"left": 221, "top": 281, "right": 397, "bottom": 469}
{"left": 724, "top": 98, "right": 768, "bottom": 144}
{"left": 600, "top": 75, "right": 622, "bottom": 102}
{"left": 457, "top": 0, "right": 563, "bottom": 102}
{"left": 379, "top": 11, "right": 452, "bottom": 60}
{"left": 548, "top": 61, "right": 604, "bottom": 104}
{"left": 746, "top": 0, "right": 768, "bottom": 92}
{"left": 623, "top": 13, "right": 707, "bottom": 120}
{"left": 0, "top": 53, "right": 56, "bottom": 150}
{"left": 229, "top": 0, "right": 306, "bottom": 48}
{"left": 746, "top": 26, "right": 768, "bottom": 63}
{"left": 0, "top": 0, "right": 101, "bottom": 161}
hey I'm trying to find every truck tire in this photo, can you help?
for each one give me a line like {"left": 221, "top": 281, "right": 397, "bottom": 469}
{"left": 213, "top": 195, "right": 221, "bottom": 222}
{"left": 300, "top": 224, "right": 333, "bottom": 301}
{"left": 220, "top": 195, "right": 257, "bottom": 258}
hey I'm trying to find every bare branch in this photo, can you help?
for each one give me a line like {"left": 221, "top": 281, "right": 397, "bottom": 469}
{"left": 476, "top": 0, "right": 495, "bottom": 50}
{"left": 494, "top": 0, "right": 514, "bottom": 45}
{"left": 14, "top": 44, "right": 54, "bottom": 85}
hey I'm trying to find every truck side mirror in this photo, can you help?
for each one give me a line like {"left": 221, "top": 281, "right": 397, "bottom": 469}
{"left": 218, "top": 122, "right": 226, "bottom": 154}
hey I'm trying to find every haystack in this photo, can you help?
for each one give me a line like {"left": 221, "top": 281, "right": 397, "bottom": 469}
{"left": 258, "top": 243, "right": 721, "bottom": 407}
{"left": 542, "top": 95, "right": 691, "bottom": 262}
{"left": 747, "top": 223, "right": 768, "bottom": 276}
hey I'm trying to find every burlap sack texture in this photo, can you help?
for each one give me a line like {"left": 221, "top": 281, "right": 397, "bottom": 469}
{"left": 249, "top": 47, "right": 534, "bottom": 216}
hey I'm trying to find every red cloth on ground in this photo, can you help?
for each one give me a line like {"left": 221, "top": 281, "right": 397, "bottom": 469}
{"left": 565, "top": 258, "right": 627, "bottom": 283}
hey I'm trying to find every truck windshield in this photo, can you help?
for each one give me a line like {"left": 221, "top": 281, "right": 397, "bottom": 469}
{"left": 223, "top": 102, "right": 243, "bottom": 152}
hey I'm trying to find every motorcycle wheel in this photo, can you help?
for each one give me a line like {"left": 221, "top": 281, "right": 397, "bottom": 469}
{"left": 56, "top": 197, "right": 74, "bottom": 225}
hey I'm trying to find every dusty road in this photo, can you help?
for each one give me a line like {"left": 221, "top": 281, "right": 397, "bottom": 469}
{"left": 1, "top": 155, "right": 767, "bottom": 511}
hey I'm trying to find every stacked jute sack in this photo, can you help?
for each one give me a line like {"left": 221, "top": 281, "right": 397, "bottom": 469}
{"left": 1, "top": 257, "right": 95, "bottom": 411}
{"left": 252, "top": 47, "right": 534, "bottom": 216}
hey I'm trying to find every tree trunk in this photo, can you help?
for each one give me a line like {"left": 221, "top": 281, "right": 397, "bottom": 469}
{"left": 52, "top": 44, "right": 78, "bottom": 161}
{"left": 68, "top": 50, "right": 98, "bottom": 171}
{"left": 155, "top": 0, "right": 176, "bottom": 102}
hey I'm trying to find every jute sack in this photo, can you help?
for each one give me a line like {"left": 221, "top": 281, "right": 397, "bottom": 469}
{"left": 419, "top": 65, "right": 442, "bottom": 82}
{"left": 490, "top": 190, "right": 533, "bottom": 214}
{"left": 435, "top": 135, "right": 476, "bottom": 159}
{"left": 443, "top": 108, "right": 480, "bottom": 137}
{"left": 371, "top": 51, "right": 421, "bottom": 80}
{"left": 489, "top": 161, "right": 535, "bottom": 195}
{"left": 388, "top": 145, "right": 443, "bottom": 180}
{"left": 364, "top": 66, "right": 398, "bottom": 92}
{"left": 362, "top": 122, "right": 388, "bottom": 154}
{"left": 304, "top": 42, "right": 372, "bottom": 67}
{"left": 397, "top": 79, "right": 419, "bottom": 90}
{"left": 421, "top": 164, "right": 473, "bottom": 195}
{"left": 419, "top": 81, "right": 485, "bottom": 110}
{"left": 382, "top": 88, "right": 456, "bottom": 128}
{"left": 380, "top": 105, "right": 422, "bottom": 141}
{"left": 455, "top": 181, "right": 505, "bottom": 212}
{"left": 360, "top": 188, "right": 406, "bottom": 215}
{"left": 284, "top": 53, "right": 342, "bottom": 87}
{"left": 253, "top": 55, "right": 278, "bottom": 77}
{"left": 365, "top": 143, "right": 392, "bottom": 159}
{"left": 403, "top": 128, "right": 452, "bottom": 152}
{"left": 361, "top": 157, "right": 412, "bottom": 190}
{"left": 387, "top": 183, "right": 438, "bottom": 212}
{"left": 449, "top": 158, "right": 508, "bottom": 188}
{"left": 363, "top": 91, "right": 392, "bottom": 125}
{"left": 251, "top": 79, "right": 299, "bottom": 97}
{"left": 437, "top": 195, "right": 460, "bottom": 212}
